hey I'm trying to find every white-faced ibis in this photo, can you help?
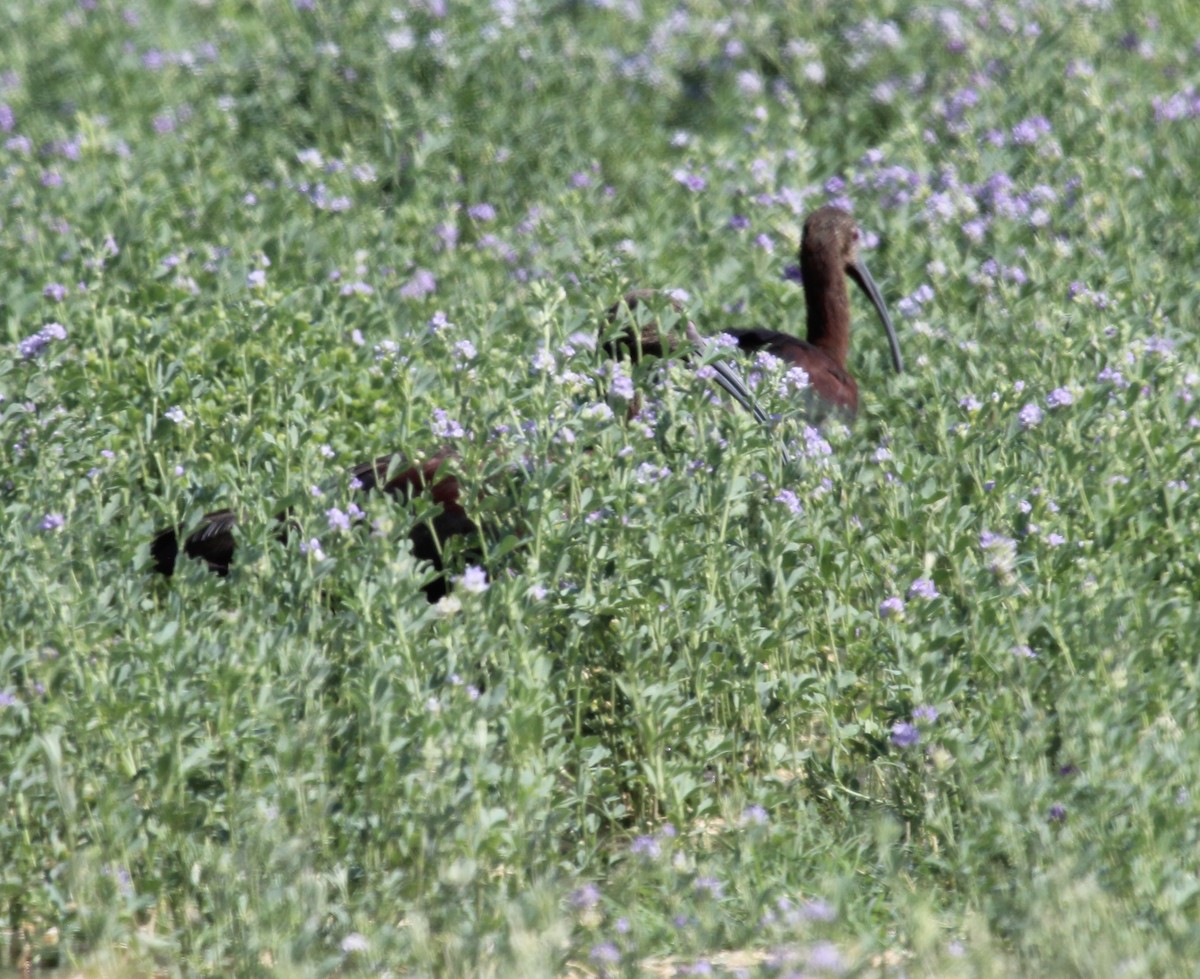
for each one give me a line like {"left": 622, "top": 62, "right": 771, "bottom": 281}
{"left": 150, "top": 449, "right": 473, "bottom": 602}
{"left": 726, "top": 206, "right": 903, "bottom": 420}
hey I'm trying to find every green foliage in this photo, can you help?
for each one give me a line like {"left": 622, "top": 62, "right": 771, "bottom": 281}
{"left": 2, "top": 0, "right": 1200, "bottom": 975}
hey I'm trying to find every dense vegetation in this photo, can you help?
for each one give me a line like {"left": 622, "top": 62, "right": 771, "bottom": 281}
{"left": 3, "top": 0, "right": 1199, "bottom": 974}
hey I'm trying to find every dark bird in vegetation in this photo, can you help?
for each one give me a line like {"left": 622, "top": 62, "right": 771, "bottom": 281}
{"left": 726, "top": 206, "right": 903, "bottom": 420}
{"left": 150, "top": 449, "right": 475, "bottom": 602}
{"left": 150, "top": 213, "right": 896, "bottom": 599}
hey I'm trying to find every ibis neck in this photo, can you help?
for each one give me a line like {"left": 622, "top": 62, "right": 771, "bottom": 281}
{"left": 803, "top": 255, "right": 851, "bottom": 369}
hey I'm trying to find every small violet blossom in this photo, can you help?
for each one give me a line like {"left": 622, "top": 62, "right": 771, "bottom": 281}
{"left": 673, "top": 168, "right": 707, "bottom": 192}
{"left": 1018, "top": 402, "right": 1043, "bottom": 428}
{"left": 430, "top": 408, "right": 465, "bottom": 439}
{"left": 18, "top": 322, "right": 67, "bottom": 359}
{"left": 775, "top": 488, "right": 803, "bottom": 515}
{"left": 457, "top": 565, "right": 489, "bottom": 594}
{"left": 399, "top": 268, "right": 436, "bottom": 299}
{"left": 908, "top": 577, "right": 939, "bottom": 600}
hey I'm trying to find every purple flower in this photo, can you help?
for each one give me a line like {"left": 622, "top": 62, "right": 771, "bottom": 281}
{"left": 694, "top": 876, "right": 723, "bottom": 898}
{"left": 430, "top": 409, "right": 465, "bottom": 439}
{"left": 0, "top": 690, "right": 21, "bottom": 708}
{"left": 609, "top": 368, "right": 635, "bottom": 401}
{"left": 879, "top": 596, "right": 905, "bottom": 620}
{"left": 630, "top": 835, "right": 661, "bottom": 858}
{"left": 1011, "top": 115, "right": 1051, "bottom": 145}
{"left": 754, "top": 233, "right": 775, "bottom": 253}
{"left": 299, "top": 537, "right": 325, "bottom": 559}
{"left": 779, "top": 366, "right": 810, "bottom": 395}
{"left": 467, "top": 202, "right": 496, "bottom": 221}
{"left": 673, "top": 168, "right": 707, "bottom": 192}
{"left": 589, "top": 943, "right": 620, "bottom": 965}
{"left": 801, "top": 426, "right": 832, "bottom": 458}
{"left": 1048, "top": 803, "right": 1067, "bottom": 823}
{"left": 803, "top": 898, "right": 836, "bottom": 922}
{"left": 18, "top": 323, "right": 67, "bottom": 359}
{"left": 43, "top": 282, "right": 67, "bottom": 302}
{"left": 774, "top": 489, "right": 803, "bottom": 515}
{"left": 1011, "top": 644, "right": 1036, "bottom": 659}
{"left": 891, "top": 721, "right": 920, "bottom": 748}
{"left": 247, "top": 268, "right": 266, "bottom": 289}
{"left": 400, "top": 268, "right": 436, "bottom": 299}
{"left": 739, "top": 804, "right": 768, "bottom": 826}
{"left": 1098, "top": 365, "right": 1129, "bottom": 388}
{"left": 164, "top": 405, "right": 188, "bottom": 425}
{"left": 326, "top": 507, "right": 351, "bottom": 532}
{"left": 457, "top": 565, "right": 489, "bottom": 594}
{"left": 896, "top": 282, "right": 935, "bottom": 318}
{"left": 913, "top": 704, "right": 939, "bottom": 723}
{"left": 908, "top": 577, "right": 939, "bottom": 600}
{"left": 434, "top": 222, "right": 459, "bottom": 251}
{"left": 959, "top": 394, "right": 982, "bottom": 412}
{"left": 1018, "top": 402, "right": 1043, "bottom": 428}
{"left": 634, "top": 462, "right": 671, "bottom": 484}
{"left": 39, "top": 512, "right": 65, "bottom": 531}
{"left": 807, "top": 942, "right": 845, "bottom": 974}
{"left": 1046, "top": 387, "right": 1074, "bottom": 408}
{"left": 570, "top": 883, "right": 601, "bottom": 910}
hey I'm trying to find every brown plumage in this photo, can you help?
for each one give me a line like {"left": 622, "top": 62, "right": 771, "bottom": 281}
{"left": 150, "top": 449, "right": 475, "bottom": 602}
{"left": 727, "top": 206, "right": 903, "bottom": 419}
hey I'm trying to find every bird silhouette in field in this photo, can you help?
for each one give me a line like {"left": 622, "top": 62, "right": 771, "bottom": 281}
{"left": 150, "top": 449, "right": 474, "bottom": 602}
{"left": 727, "top": 206, "right": 903, "bottom": 421}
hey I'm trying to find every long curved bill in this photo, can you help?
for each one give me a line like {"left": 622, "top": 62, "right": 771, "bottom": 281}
{"left": 685, "top": 321, "right": 769, "bottom": 425}
{"left": 848, "top": 258, "right": 904, "bottom": 373}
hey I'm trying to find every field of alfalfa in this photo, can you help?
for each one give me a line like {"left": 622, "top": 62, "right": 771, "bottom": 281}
{"left": 3, "top": 0, "right": 1200, "bottom": 975}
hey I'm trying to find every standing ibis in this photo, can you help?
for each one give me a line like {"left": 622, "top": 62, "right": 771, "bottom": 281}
{"left": 150, "top": 449, "right": 476, "bottom": 602}
{"left": 727, "top": 206, "right": 903, "bottom": 420}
